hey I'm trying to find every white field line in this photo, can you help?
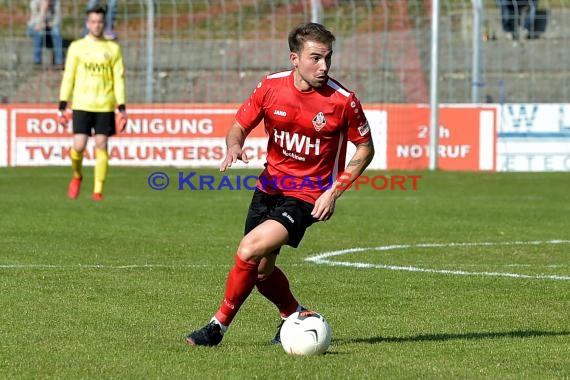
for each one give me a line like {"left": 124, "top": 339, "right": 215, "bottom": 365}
{"left": 2, "top": 240, "right": 568, "bottom": 280}
{"left": 305, "top": 240, "right": 570, "bottom": 281}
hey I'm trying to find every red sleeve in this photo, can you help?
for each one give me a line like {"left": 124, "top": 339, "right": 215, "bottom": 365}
{"left": 235, "top": 79, "right": 267, "bottom": 131}
{"left": 345, "top": 93, "right": 371, "bottom": 145}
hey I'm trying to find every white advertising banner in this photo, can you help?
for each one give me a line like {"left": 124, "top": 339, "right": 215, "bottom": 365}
{"left": 497, "top": 104, "right": 570, "bottom": 171}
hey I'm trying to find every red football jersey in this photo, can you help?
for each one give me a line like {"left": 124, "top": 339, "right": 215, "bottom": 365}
{"left": 235, "top": 70, "right": 372, "bottom": 204}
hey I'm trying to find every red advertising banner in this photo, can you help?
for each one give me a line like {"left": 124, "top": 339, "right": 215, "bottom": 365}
{"left": 0, "top": 104, "right": 496, "bottom": 170}
{"left": 12, "top": 104, "right": 267, "bottom": 138}
{"left": 385, "top": 105, "right": 496, "bottom": 171}
{"left": 6, "top": 104, "right": 268, "bottom": 167}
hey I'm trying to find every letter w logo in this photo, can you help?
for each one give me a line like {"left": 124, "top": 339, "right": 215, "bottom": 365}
{"left": 84, "top": 62, "right": 108, "bottom": 73}
{"left": 274, "top": 129, "right": 321, "bottom": 156}
{"left": 507, "top": 105, "right": 538, "bottom": 130}
{"left": 285, "top": 132, "right": 306, "bottom": 153}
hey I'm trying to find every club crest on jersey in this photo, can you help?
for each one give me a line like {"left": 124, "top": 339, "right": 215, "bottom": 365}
{"left": 312, "top": 112, "right": 326, "bottom": 132}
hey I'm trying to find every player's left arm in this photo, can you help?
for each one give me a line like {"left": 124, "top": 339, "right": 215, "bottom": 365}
{"left": 58, "top": 42, "right": 78, "bottom": 127}
{"left": 113, "top": 44, "right": 127, "bottom": 131}
{"left": 311, "top": 138, "right": 374, "bottom": 221}
{"left": 311, "top": 94, "right": 375, "bottom": 221}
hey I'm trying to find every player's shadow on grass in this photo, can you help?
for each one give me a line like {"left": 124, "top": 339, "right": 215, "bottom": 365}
{"left": 335, "top": 330, "right": 570, "bottom": 345}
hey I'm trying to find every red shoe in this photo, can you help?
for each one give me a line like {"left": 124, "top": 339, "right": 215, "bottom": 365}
{"left": 67, "top": 177, "right": 82, "bottom": 199}
{"left": 92, "top": 193, "right": 104, "bottom": 202}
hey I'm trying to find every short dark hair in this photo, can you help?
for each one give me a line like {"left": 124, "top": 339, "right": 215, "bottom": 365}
{"left": 288, "top": 23, "right": 336, "bottom": 53}
{"left": 86, "top": 5, "right": 106, "bottom": 17}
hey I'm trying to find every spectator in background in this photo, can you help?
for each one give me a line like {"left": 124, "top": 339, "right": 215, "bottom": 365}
{"left": 27, "top": 0, "right": 64, "bottom": 66}
{"left": 82, "top": 0, "right": 118, "bottom": 40}
{"left": 498, "top": 0, "right": 539, "bottom": 39}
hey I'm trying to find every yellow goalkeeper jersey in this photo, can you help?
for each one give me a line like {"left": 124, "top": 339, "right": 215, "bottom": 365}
{"left": 59, "top": 36, "right": 126, "bottom": 112}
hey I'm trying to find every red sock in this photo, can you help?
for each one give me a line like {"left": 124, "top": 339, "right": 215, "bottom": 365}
{"left": 214, "top": 255, "right": 258, "bottom": 326}
{"left": 256, "top": 266, "right": 299, "bottom": 318}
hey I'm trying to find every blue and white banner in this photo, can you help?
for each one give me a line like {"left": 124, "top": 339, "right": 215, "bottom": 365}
{"left": 497, "top": 104, "right": 570, "bottom": 171}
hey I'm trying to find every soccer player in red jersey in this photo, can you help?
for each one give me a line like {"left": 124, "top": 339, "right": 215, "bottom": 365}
{"left": 186, "top": 22, "right": 374, "bottom": 347}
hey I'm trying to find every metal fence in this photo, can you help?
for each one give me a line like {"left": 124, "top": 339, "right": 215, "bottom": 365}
{"left": 0, "top": 0, "right": 568, "bottom": 104}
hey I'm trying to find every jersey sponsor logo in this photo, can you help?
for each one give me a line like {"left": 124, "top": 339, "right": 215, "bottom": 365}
{"left": 273, "top": 109, "right": 287, "bottom": 117}
{"left": 282, "top": 149, "right": 306, "bottom": 161}
{"left": 358, "top": 122, "right": 370, "bottom": 136}
{"left": 273, "top": 129, "right": 321, "bottom": 158}
{"left": 312, "top": 112, "right": 326, "bottom": 132}
{"left": 83, "top": 62, "right": 111, "bottom": 74}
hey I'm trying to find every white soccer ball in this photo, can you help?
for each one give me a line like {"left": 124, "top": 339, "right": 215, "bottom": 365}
{"left": 280, "top": 311, "right": 332, "bottom": 355}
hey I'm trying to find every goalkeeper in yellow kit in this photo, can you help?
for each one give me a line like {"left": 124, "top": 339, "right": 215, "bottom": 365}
{"left": 58, "top": 5, "right": 126, "bottom": 201}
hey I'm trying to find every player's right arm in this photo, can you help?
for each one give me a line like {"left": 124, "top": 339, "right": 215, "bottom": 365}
{"left": 59, "top": 42, "right": 78, "bottom": 104}
{"left": 220, "top": 122, "right": 250, "bottom": 172}
{"left": 57, "top": 41, "right": 78, "bottom": 126}
{"left": 220, "top": 78, "right": 267, "bottom": 171}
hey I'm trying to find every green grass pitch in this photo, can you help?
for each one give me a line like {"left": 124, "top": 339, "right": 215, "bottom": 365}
{"left": 1, "top": 167, "right": 569, "bottom": 378}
